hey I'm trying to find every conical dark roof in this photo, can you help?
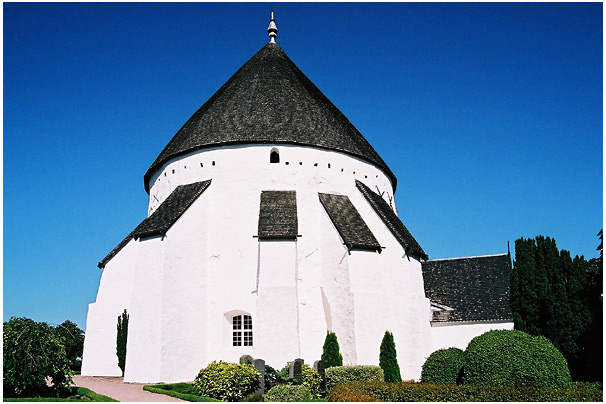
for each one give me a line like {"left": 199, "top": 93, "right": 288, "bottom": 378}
{"left": 144, "top": 42, "right": 396, "bottom": 192}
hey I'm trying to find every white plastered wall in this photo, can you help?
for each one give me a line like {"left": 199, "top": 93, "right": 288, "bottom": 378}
{"left": 85, "top": 144, "right": 487, "bottom": 383}
{"left": 430, "top": 321, "right": 515, "bottom": 355}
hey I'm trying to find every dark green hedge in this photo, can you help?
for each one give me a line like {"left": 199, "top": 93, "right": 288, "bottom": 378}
{"left": 327, "top": 381, "right": 603, "bottom": 402}
{"left": 462, "top": 330, "right": 572, "bottom": 389}
{"left": 420, "top": 348, "right": 464, "bottom": 385}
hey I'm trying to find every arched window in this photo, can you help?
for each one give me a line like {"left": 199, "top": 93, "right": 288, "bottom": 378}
{"left": 270, "top": 148, "right": 280, "bottom": 163}
{"left": 232, "top": 314, "right": 253, "bottom": 346}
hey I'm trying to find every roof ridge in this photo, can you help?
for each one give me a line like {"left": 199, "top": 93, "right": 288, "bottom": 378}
{"left": 426, "top": 253, "right": 509, "bottom": 262}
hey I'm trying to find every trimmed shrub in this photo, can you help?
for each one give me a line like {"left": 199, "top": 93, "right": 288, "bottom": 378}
{"left": 327, "top": 381, "right": 603, "bottom": 402}
{"left": 379, "top": 331, "right": 401, "bottom": 382}
{"left": 325, "top": 365, "right": 384, "bottom": 391}
{"left": 266, "top": 385, "right": 312, "bottom": 402}
{"left": 279, "top": 363, "right": 322, "bottom": 398}
{"left": 420, "top": 347, "right": 465, "bottom": 385}
{"left": 321, "top": 332, "right": 343, "bottom": 368}
{"left": 462, "top": 329, "right": 573, "bottom": 389}
{"left": 193, "top": 361, "right": 260, "bottom": 401}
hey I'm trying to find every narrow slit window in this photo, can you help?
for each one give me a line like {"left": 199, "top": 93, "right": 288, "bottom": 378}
{"left": 270, "top": 148, "right": 280, "bottom": 163}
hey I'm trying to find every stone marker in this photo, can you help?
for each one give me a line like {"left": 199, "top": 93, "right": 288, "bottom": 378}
{"left": 253, "top": 358, "right": 265, "bottom": 394}
{"left": 290, "top": 358, "right": 304, "bottom": 383}
{"left": 314, "top": 360, "right": 326, "bottom": 392}
{"left": 240, "top": 354, "right": 254, "bottom": 364}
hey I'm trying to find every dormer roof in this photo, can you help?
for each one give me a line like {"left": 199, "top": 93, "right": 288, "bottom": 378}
{"left": 144, "top": 42, "right": 396, "bottom": 192}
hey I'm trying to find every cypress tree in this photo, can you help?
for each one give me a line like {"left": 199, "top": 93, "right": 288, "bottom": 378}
{"left": 321, "top": 331, "right": 343, "bottom": 368}
{"left": 116, "top": 309, "right": 129, "bottom": 377}
{"left": 379, "top": 331, "right": 401, "bottom": 382}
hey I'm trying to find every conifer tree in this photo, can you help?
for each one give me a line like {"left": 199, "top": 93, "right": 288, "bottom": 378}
{"left": 116, "top": 309, "right": 129, "bottom": 377}
{"left": 511, "top": 234, "right": 603, "bottom": 381}
{"left": 379, "top": 331, "right": 401, "bottom": 382}
{"left": 321, "top": 331, "right": 343, "bottom": 368}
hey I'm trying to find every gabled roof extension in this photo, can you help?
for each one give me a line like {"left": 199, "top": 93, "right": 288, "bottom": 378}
{"left": 98, "top": 180, "right": 211, "bottom": 268}
{"left": 258, "top": 191, "right": 298, "bottom": 239}
{"left": 144, "top": 42, "right": 396, "bottom": 193}
{"left": 319, "top": 193, "right": 382, "bottom": 253}
{"left": 422, "top": 253, "right": 513, "bottom": 323}
{"left": 355, "top": 180, "right": 427, "bottom": 260}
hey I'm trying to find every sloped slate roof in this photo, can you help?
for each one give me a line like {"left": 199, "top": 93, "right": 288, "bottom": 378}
{"left": 422, "top": 254, "right": 513, "bottom": 322}
{"left": 258, "top": 191, "right": 298, "bottom": 239}
{"left": 319, "top": 193, "right": 382, "bottom": 252}
{"left": 355, "top": 180, "right": 427, "bottom": 260}
{"left": 98, "top": 180, "right": 211, "bottom": 268}
{"left": 144, "top": 42, "right": 396, "bottom": 193}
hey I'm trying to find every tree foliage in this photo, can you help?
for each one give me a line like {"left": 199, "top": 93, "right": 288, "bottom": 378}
{"left": 54, "top": 320, "right": 84, "bottom": 371}
{"left": 379, "top": 331, "right": 401, "bottom": 382}
{"left": 116, "top": 309, "right": 129, "bottom": 377}
{"left": 3, "top": 317, "right": 72, "bottom": 398}
{"left": 321, "top": 331, "right": 343, "bottom": 368}
{"left": 510, "top": 233, "right": 603, "bottom": 381}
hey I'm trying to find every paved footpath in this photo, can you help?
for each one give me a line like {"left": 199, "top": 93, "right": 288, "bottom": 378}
{"left": 73, "top": 375, "right": 185, "bottom": 402}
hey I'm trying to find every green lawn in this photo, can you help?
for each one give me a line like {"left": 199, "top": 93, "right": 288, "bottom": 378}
{"left": 5, "top": 387, "right": 117, "bottom": 402}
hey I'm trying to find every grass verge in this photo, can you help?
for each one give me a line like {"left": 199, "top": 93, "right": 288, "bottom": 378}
{"left": 143, "top": 384, "right": 221, "bottom": 402}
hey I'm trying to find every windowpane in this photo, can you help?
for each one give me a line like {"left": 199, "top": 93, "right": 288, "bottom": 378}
{"left": 233, "top": 315, "right": 242, "bottom": 330}
{"left": 232, "top": 314, "right": 253, "bottom": 347}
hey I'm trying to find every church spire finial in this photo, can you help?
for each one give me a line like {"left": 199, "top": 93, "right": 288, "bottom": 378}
{"left": 267, "top": 11, "right": 278, "bottom": 43}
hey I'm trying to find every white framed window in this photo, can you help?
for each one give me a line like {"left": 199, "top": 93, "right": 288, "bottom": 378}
{"left": 232, "top": 314, "right": 253, "bottom": 347}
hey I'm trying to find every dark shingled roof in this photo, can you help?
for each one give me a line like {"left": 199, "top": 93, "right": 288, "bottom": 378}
{"left": 143, "top": 42, "right": 396, "bottom": 193}
{"left": 319, "top": 193, "right": 382, "bottom": 252}
{"left": 98, "top": 180, "right": 211, "bottom": 268}
{"left": 258, "top": 191, "right": 298, "bottom": 239}
{"left": 422, "top": 254, "right": 513, "bottom": 322}
{"left": 355, "top": 180, "right": 427, "bottom": 260}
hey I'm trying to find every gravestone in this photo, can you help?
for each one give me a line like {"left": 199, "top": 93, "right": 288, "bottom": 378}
{"left": 239, "top": 354, "right": 254, "bottom": 365}
{"left": 289, "top": 358, "right": 304, "bottom": 383}
{"left": 253, "top": 358, "right": 265, "bottom": 394}
{"left": 314, "top": 360, "right": 326, "bottom": 392}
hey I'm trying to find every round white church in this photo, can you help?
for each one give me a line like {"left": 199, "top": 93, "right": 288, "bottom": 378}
{"left": 82, "top": 15, "right": 513, "bottom": 383}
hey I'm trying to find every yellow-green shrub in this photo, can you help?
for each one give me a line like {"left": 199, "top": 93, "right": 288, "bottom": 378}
{"left": 325, "top": 365, "right": 384, "bottom": 391}
{"left": 193, "top": 361, "right": 260, "bottom": 401}
{"left": 266, "top": 385, "right": 312, "bottom": 402}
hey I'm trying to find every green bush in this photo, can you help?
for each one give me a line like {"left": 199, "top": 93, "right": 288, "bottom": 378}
{"left": 193, "top": 361, "right": 260, "bottom": 401}
{"left": 462, "top": 329, "right": 572, "bottom": 389}
{"left": 321, "top": 332, "right": 343, "bottom": 368}
{"left": 325, "top": 366, "right": 384, "bottom": 391}
{"left": 327, "top": 381, "right": 603, "bottom": 402}
{"left": 279, "top": 363, "right": 322, "bottom": 398}
{"left": 379, "top": 331, "right": 401, "bottom": 382}
{"left": 266, "top": 385, "right": 312, "bottom": 402}
{"left": 3, "top": 317, "right": 73, "bottom": 398}
{"left": 242, "top": 392, "right": 265, "bottom": 401}
{"left": 420, "top": 347, "right": 465, "bottom": 385}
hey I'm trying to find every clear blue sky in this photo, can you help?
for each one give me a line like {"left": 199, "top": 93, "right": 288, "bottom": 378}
{"left": 4, "top": 2, "right": 603, "bottom": 329}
